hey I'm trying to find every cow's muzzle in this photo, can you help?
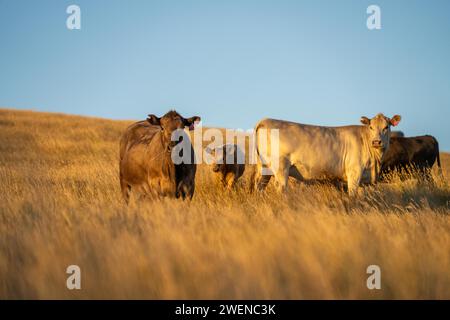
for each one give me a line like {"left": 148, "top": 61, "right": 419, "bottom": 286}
{"left": 371, "top": 140, "right": 384, "bottom": 149}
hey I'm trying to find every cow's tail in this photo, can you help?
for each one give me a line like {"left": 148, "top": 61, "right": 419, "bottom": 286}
{"left": 250, "top": 120, "right": 265, "bottom": 192}
{"left": 437, "top": 149, "right": 442, "bottom": 170}
{"left": 435, "top": 139, "right": 443, "bottom": 179}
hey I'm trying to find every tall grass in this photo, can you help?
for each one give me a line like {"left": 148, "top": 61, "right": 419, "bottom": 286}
{"left": 0, "top": 108, "right": 449, "bottom": 299}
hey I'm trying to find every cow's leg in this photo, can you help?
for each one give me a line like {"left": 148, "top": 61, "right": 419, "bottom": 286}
{"left": 288, "top": 165, "right": 304, "bottom": 182}
{"left": 176, "top": 182, "right": 185, "bottom": 199}
{"left": 160, "top": 178, "right": 178, "bottom": 198}
{"left": 178, "top": 179, "right": 195, "bottom": 200}
{"left": 219, "top": 173, "right": 227, "bottom": 188}
{"left": 225, "top": 172, "right": 236, "bottom": 189}
{"left": 370, "top": 164, "right": 379, "bottom": 185}
{"left": 425, "top": 168, "right": 434, "bottom": 184}
{"left": 255, "top": 162, "right": 272, "bottom": 191}
{"left": 256, "top": 174, "right": 271, "bottom": 191}
{"left": 120, "top": 178, "right": 131, "bottom": 204}
{"left": 274, "top": 159, "right": 290, "bottom": 192}
{"left": 419, "top": 166, "right": 433, "bottom": 184}
{"left": 346, "top": 169, "right": 362, "bottom": 196}
{"left": 187, "top": 182, "right": 195, "bottom": 200}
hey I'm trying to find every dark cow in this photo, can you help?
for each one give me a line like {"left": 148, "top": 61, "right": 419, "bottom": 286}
{"left": 390, "top": 131, "right": 405, "bottom": 138}
{"left": 119, "top": 110, "right": 200, "bottom": 203}
{"left": 381, "top": 135, "right": 442, "bottom": 181}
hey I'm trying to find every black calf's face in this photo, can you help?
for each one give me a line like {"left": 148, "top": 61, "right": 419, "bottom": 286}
{"left": 206, "top": 145, "right": 236, "bottom": 172}
{"left": 205, "top": 146, "right": 221, "bottom": 170}
{"left": 361, "top": 113, "right": 401, "bottom": 150}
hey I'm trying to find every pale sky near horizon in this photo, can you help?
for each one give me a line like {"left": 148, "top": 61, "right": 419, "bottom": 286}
{"left": 1, "top": 0, "right": 449, "bottom": 149}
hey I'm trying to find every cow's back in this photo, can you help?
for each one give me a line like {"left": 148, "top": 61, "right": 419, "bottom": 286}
{"left": 119, "top": 120, "right": 160, "bottom": 161}
{"left": 382, "top": 135, "right": 439, "bottom": 173}
{"left": 409, "top": 135, "right": 439, "bottom": 167}
{"left": 256, "top": 118, "right": 366, "bottom": 180}
{"left": 119, "top": 120, "right": 166, "bottom": 186}
{"left": 390, "top": 131, "right": 405, "bottom": 138}
{"left": 382, "top": 138, "right": 409, "bottom": 170}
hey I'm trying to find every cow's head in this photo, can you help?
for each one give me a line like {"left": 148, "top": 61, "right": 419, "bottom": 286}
{"left": 147, "top": 110, "right": 200, "bottom": 145}
{"left": 360, "top": 113, "right": 401, "bottom": 151}
{"left": 205, "top": 144, "right": 236, "bottom": 172}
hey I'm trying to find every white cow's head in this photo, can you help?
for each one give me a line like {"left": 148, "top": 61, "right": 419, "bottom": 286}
{"left": 361, "top": 113, "right": 401, "bottom": 151}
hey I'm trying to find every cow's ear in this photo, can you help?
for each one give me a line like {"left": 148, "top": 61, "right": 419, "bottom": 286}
{"left": 360, "top": 116, "right": 370, "bottom": 125}
{"left": 185, "top": 116, "right": 201, "bottom": 125}
{"left": 147, "top": 114, "right": 160, "bottom": 125}
{"left": 185, "top": 116, "right": 201, "bottom": 130}
{"left": 390, "top": 115, "right": 401, "bottom": 127}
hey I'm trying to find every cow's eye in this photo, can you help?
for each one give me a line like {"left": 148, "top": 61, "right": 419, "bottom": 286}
{"left": 369, "top": 126, "right": 373, "bottom": 130}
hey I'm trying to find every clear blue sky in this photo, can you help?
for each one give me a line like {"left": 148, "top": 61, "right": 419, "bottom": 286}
{"left": 1, "top": 0, "right": 449, "bottom": 149}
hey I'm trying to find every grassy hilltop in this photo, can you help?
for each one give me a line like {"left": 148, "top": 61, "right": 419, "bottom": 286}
{"left": 0, "top": 108, "right": 449, "bottom": 299}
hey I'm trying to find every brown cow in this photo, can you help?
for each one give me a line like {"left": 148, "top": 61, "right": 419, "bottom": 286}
{"left": 381, "top": 135, "right": 442, "bottom": 181}
{"left": 119, "top": 110, "right": 200, "bottom": 203}
{"left": 205, "top": 144, "right": 245, "bottom": 189}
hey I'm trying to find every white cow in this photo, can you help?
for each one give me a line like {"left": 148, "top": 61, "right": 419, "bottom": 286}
{"left": 254, "top": 113, "right": 401, "bottom": 195}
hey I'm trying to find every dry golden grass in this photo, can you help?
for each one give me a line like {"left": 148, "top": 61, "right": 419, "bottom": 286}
{"left": 0, "top": 108, "right": 449, "bottom": 299}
